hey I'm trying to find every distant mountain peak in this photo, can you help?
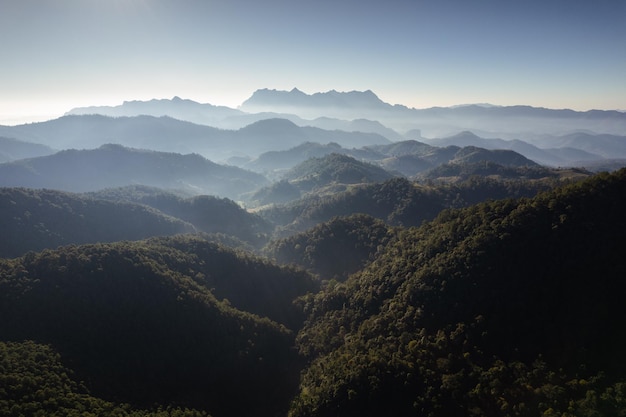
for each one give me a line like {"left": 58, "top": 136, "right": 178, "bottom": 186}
{"left": 449, "top": 131, "right": 481, "bottom": 140}
{"left": 66, "top": 96, "right": 243, "bottom": 126}
{"left": 240, "top": 117, "right": 300, "bottom": 131}
{"left": 240, "top": 89, "right": 394, "bottom": 119}
{"left": 450, "top": 103, "right": 500, "bottom": 109}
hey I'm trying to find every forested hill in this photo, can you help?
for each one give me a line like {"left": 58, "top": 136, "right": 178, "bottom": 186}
{"left": 0, "top": 340, "right": 212, "bottom": 416}
{"left": 2, "top": 168, "right": 625, "bottom": 416}
{"left": 281, "top": 153, "right": 395, "bottom": 193}
{"left": 0, "top": 188, "right": 194, "bottom": 258}
{"left": 289, "top": 168, "right": 626, "bottom": 417}
{"left": 0, "top": 235, "right": 318, "bottom": 417}
{"left": 88, "top": 185, "right": 273, "bottom": 247}
{"left": 264, "top": 214, "right": 396, "bottom": 281}
{"left": 259, "top": 176, "right": 560, "bottom": 235}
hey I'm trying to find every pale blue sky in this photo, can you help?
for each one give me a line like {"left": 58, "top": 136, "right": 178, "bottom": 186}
{"left": 1, "top": 0, "right": 625, "bottom": 124}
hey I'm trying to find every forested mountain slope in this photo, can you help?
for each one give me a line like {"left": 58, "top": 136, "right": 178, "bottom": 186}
{"left": 89, "top": 185, "right": 273, "bottom": 247}
{"left": 0, "top": 188, "right": 194, "bottom": 258}
{"left": 259, "top": 176, "right": 560, "bottom": 236}
{"left": 241, "top": 139, "right": 544, "bottom": 180}
{"left": 289, "top": 168, "right": 626, "bottom": 417}
{"left": 0, "top": 235, "right": 317, "bottom": 417}
{"left": 281, "top": 153, "right": 395, "bottom": 194}
{"left": 418, "top": 160, "right": 559, "bottom": 182}
{"left": 0, "top": 341, "right": 209, "bottom": 416}
{"left": 264, "top": 214, "right": 396, "bottom": 281}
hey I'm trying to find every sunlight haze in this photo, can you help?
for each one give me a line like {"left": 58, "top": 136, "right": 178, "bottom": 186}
{"left": 1, "top": 0, "right": 625, "bottom": 124}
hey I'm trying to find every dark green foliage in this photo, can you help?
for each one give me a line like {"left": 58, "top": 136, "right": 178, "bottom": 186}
{"left": 2, "top": 164, "right": 622, "bottom": 417}
{"left": 264, "top": 214, "right": 396, "bottom": 281}
{"left": 420, "top": 160, "right": 555, "bottom": 181}
{"left": 0, "top": 340, "right": 209, "bottom": 416}
{"left": 281, "top": 153, "right": 395, "bottom": 193}
{"left": 378, "top": 153, "right": 434, "bottom": 176}
{"left": 290, "top": 168, "right": 626, "bottom": 417}
{"left": 451, "top": 146, "right": 538, "bottom": 166}
{"left": 0, "top": 236, "right": 317, "bottom": 417}
{"left": 89, "top": 185, "right": 273, "bottom": 247}
{"left": 246, "top": 180, "right": 302, "bottom": 206}
{"left": 151, "top": 235, "right": 319, "bottom": 329}
{"left": 259, "top": 176, "right": 555, "bottom": 235}
{"left": 0, "top": 188, "right": 194, "bottom": 258}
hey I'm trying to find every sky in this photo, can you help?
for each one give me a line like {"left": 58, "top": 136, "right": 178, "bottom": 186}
{"left": 1, "top": 0, "right": 625, "bottom": 125}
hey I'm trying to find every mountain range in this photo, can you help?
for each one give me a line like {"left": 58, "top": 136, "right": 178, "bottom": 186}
{"left": 0, "top": 115, "right": 390, "bottom": 161}
{"left": 0, "top": 144, "right": 268, "bottom": 199}
{"left": 1, "top": 88, "right": 626, "bottom": 417}
{"left": 3, "top": 166, "right": 624, "bottom": 416}
{"left": 0, "top": 136, "right": 55, "bottom": 162}
{"left": 63, "top": 88, "right": 626, "bottom": 139}
{"left": 52, "top": 89, "right": 626, "bottom": 170}
{"left": 0, "top": 88, "right": 624, "bottom": 200}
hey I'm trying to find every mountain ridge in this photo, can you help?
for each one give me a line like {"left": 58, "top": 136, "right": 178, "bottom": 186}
{"left": 0, "top": 144, "right": 269, "bottom": 199}
{"left": 60, "top": 89, "right": 626, "bottom": 138}
{"left": 0, "top": 114, "right": 390, "bottom": 160}
{"left": 241, "top": 88, "right": 396, "bottom": 111}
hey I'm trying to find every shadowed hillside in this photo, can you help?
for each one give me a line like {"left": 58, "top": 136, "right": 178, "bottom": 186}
{"left": 0, "top": 188, "right": 194, "bottom": 258}
{"left": 0, "top": 340, "right": 210, "bottom": 416}
{"left": 289, "top": 168, "right": 626, "bottom": 417}
{"left": 0, "top": 235, "right": 318, "bottom": 417}
{"left": 264, "top": 214, "right": 396, "bottom": 281}
{"left": 258, "top": 176, "right": 560, "bottom": 235}
{"left": 88, "top": 185, "right": 273, "bottom": 247}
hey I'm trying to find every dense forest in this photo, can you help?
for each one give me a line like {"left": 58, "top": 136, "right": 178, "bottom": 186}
{"left": 257, "top": 175, "right": 563, "bottom": 235}
{"left": 0, "top": 236, "right": 316, "bottom": 417}
{"left": 1, "top": 166, "right": 626, "bottom": 416}
{"left": 0, "top": 188, "right": 194, "bottom": 258}
{"left": 290, "top": 168, "right": 626, "bottom": 417}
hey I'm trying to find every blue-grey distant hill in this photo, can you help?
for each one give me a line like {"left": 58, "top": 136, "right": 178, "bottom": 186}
{"left": 0, "top": 136, "right": 56, "bottom": 162}
{"left": 66, "top": 96, "right": 405, "bottom": 139}
{"left": 240, "top": 88, "right": 626, "bottom": 138}
{"left": 67, "top": 96, "right": 245, "bottom": 126}
{"left": 0, "top": 144, "right": 268, "bottom": 199}
{"left": 26, "top": 89, "right": 626, "bottom": 170}
{"left": 0, "top": 115, "right": 390, "bottom": 161}
{"left": 240, "top": 138, "right": 540, "bottom": 178}
{"left": 242, "top": 88, "right": 396, "bottom": 113}
{"left": 422, "top": 131, "right": 626, "bottom": 167}
{"left": 66, "top": 90, "right": 626, "bottom": 143}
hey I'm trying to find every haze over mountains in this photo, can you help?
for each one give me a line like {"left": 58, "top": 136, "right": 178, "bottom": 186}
{"left": 2, "top": 88, "right": 626, "bottom": 416}
{"left": 0, "top": 88, "right": 623, "bottom": 197}
{"left": 65, "top": 88, "right": 626, "bottom": 138}
{"left": 0, "top": 144, "right": 268, "bottom": 199}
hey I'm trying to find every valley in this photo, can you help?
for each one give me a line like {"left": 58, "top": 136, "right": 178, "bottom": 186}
{"left": 1, "top": 89, "right": 625, "bottom": 417}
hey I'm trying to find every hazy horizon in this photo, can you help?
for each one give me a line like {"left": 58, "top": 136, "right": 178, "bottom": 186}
{"left": 2, "top": 0, "right": 625, "bottom": 125}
